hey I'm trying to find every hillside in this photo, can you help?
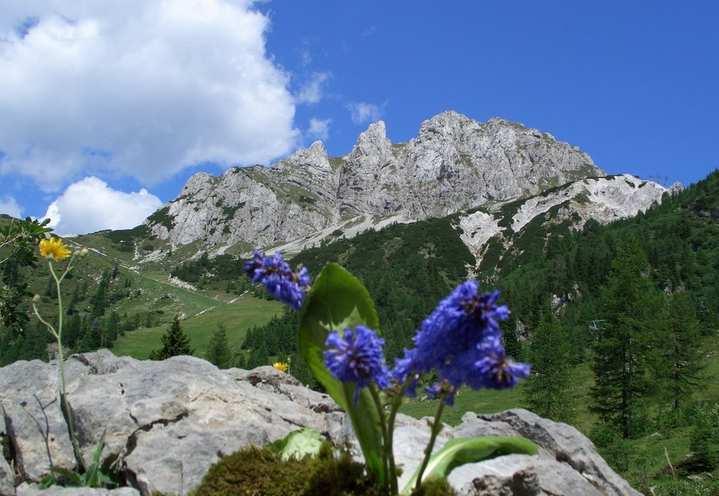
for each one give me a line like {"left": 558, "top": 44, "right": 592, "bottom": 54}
{"left": 236, "top": 169, "right": 719, "bottom": 494}
{"left": 0, "top": 220, "right": 282, "bottom": 366}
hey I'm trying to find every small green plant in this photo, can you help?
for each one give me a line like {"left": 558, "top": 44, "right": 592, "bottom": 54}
{"left": 39, "top": 433, "right": 116, "bottom": 489}
{"left": 243, "top": 251, "right": 537, "bottom": 495}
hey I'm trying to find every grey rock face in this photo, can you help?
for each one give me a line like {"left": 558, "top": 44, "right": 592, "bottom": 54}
{"left": 0, "top": 351, "right": 638, "bottom": 496}
{"left": 16, "top": 484, "right": 139, "bottom": 496}
{"left": 0, "top": 448, "right": 13, "bottom": 496}
{"left": 147, "top": 111, "right": 603, "bottom": 250}
{"left": 450, "top": 410, "right": 641, "bottom": 496}
{"left": 457, "top": 174, "right": 668, "bottom": 267}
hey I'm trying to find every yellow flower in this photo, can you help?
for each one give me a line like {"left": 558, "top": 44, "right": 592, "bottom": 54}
{"left": 273, "top": 361, "right": 289, "bottom": 373}
{"left": 39, "top": 238, "right": 71, "bottom": 261}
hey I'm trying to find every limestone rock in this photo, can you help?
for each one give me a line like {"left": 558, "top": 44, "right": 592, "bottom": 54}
{"left": 146, "top": 111, "right": 604, "bottom": 252}
{"left": 0, "top": 351, "right": 640, "bottom": 496}
{"left": 0, "top": 450, "right": 13, "bottom": 496}
{"left": 16, "top": 484, "right": 139, "bottom": 496}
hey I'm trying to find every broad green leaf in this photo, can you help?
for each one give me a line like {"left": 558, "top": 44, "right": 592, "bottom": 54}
{"left": 298, "top": 263, "right": 386, "bottom": 483}
{"left": 268, "top": 428, "right": 325, "bottom": 461}
{"left": 401, "top": 436, "right": 538, "bottom": 494}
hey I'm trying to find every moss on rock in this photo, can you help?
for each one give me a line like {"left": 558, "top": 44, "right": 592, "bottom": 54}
{"left": 193, "top": 444, "right": 456, "bottom": 496}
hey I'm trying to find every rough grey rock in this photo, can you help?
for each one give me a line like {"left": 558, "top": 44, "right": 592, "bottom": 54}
{"left": 147, "top": 111, "right": 604, "bottom": 252}
{"left": 457, "top": 174, "right": 668, "bottom": 267}
{"left": 0, "top": 351, "right": 639, "bottom": 496}
{"left": 450, "top": 410, "right": 641, "bottom": 496}
{"left": 16, "top": 484, "right": 139, "bottom": 496}
{"left": 0, "top": 451, "right": 13, "bottom": 496}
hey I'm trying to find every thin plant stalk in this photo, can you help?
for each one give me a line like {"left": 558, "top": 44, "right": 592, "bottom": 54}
{"left": 369, "top": 385, "right": 391, "bottom": 493}
{"left": 385, "top": 378, "right": 412, "bottom": 495}
{"left": 414, "top": 393, "right": 447, "bottom": 492}
{"left": 32, "top": 255, "right": 86, "bottom": 470}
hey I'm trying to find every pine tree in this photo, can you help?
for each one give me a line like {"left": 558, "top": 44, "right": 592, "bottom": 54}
{"left": 590, "top": 236, "right": 661, "bottom": 439}
{"left": 103, "top": 311, "right": 121, "bottom": 347}
{"left": 524, "top": 311, "right": 576, "bottom": 423}
{"left": 150, "top": 316, "right": 192, "bottom": 360}
{"left": 79, "top": 318, "right": 102, "bottom": 352}
{"left": 90, "top": 271, "right": 111, "bottom": 318}
{"left": 656, "top": 292, "right": 704, "bottom": 412}
{"left": 207, "top": 323, "right": 231, "bottom": 369}
{"left": 64, "top": 313, "right": 83, "bottom": 349}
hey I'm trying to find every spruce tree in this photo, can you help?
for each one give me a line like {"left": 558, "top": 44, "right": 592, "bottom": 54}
{"left": 207, "top": 323, "right": 232, "bottom": 369}
{"left": 90, "top": 271, "right": 111, "bottom": 318}
{"left": 656, "top": 292, "right": 704, "bottom": 412}
{"left": 590, "top": 236, "right": 660, "bottom": 438}
{"left": 524, "top": 311, "right": 576, "bottom": 423}
{"left": 150, "top": 316, "right": 192, "bottom": 360}
{"left": 104, "top": 311, "right": 121, "bottom": 347}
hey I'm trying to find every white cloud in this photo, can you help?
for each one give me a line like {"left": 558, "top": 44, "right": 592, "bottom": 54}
{"left": 307, "top": 118, "right": 331, "bottom": 141}
{"left": 296, "top": 72, "right": 330, "bottom": 104}
{"left": 0, "top": 196, "right": 23, "bottom": 218}
{"left": 43, "top": 177, "right": 163, "bottom": 235}
{"left": 347, "top": 102, "right": 383, "bottom": 125}
{"left": 0, "top": 0, "right": 299, "bottom": 190}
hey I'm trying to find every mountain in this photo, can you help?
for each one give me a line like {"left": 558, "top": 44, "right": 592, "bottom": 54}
{"left": 146, "top": 111, "right": 604, "bottom": 253}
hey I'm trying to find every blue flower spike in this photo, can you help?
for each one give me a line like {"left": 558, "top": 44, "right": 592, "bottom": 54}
{"left": 324, "top": 325, "right": 389, "bottom": 402}
{"left": 243, "top": 250, "right": 311, "bottom": 310}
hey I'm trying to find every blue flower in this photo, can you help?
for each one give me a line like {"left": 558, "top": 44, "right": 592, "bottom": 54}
{"left": 475, "top": 336, "right": 531, "bottom": 389}
{"left": 324, "top": 325, "right": 389, "bottom": 400}
{"left": 243, "top": 251, "right": 311, "bottom": 310}
{"left": 390, "top": 281, "right": 528, "bottom": 399}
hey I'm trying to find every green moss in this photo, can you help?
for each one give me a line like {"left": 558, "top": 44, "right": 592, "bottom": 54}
{"left": 328, "top": 157, "right": 345, "bottom": 170}
{"left": 411, "top": 478, "right": 457, "bottom": 496}
{"left": 193, "top": 445, "right": 394, "bottom": 496}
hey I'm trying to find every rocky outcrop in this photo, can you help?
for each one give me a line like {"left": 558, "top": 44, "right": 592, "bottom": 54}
{"left": 457, "top": 174, "right": 668, "bottom": 267}
{"left": 0, "top": 351, "right": 640, "bottom": 496}
{"left": 147, "top": 111, "right": 603, "bottom": 251}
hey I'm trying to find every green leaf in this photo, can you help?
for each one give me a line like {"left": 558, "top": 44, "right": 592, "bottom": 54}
{"left": 401, "top": 436, "right": 538, "bottom": 494}
{"left": 298, "top": 263, "right": 386, "bottom": 483}
{"left": 268, "top": 428, "right": 325, "bottom": 461}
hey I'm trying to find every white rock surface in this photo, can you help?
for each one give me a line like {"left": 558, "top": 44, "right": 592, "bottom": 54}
{"left": 457, "top": 210, "right": 503, "bottom": 259}
{"left": 510, "top": 174, "right": 666, "bottom": 233}
{"left": 0, "top": 351, "right": 640, "bottom": 496}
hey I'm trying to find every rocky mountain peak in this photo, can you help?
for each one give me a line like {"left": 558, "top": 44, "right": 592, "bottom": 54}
{"left": 145, "top": 111, "right": 616, "bottom": 251}
{"left": 348, "top": 120, "right": 391, "bottom": 158}
{"left": 417, "top": 110, "right": 478, "bottom": 138}
{"left": 280, "top": 139, "right": 331, "bottom": 172}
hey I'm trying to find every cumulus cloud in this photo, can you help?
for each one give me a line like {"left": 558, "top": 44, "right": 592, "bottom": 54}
{"left": 307, "top": 118, "right": 331, "bottom": 141}
{"left": 0, "top": 196, "right": 23, "bottom": 218}
{"left": 43, "top": 177, "right": 163, "bottom": 235}
{"left": 347, "top": 102, "right": 383, "bottom": 125}
{"left": 296, "top": 72, "right": 331, "bottom": 104}
{"left": 0, "top": 0, "right": 299, "bottom": 190}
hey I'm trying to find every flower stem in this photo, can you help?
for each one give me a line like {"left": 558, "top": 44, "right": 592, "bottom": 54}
{"left": 369, "top": 385, "right": 391, "bottom": 494}
{"left": 48, "top": 259, "right": 86, "bottom": 471}
{"left": 385, "top": 377, "right": 413, "bottom": 495}
{"left": 414, "top": 393, "right": 447, "bottom": 493}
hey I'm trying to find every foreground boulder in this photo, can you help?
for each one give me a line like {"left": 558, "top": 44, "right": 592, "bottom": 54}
{"left": 0, "top": 351, "right": 640, "bottom": 495}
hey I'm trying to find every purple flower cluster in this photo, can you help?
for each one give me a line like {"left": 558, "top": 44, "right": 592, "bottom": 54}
{"left": 392, "top": 281, "right": 529, "bottom": 402}
{"left": 324, "top": 325, "right": 389, "bottom": 400}
{"left": 243, "top": 251, "right": 311, "bottom": 310}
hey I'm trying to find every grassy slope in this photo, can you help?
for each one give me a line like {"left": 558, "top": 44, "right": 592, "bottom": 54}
{"left": 112, "top": 294, "right": 281, "bottom": 359}
{"left": 27, "top": 229, "right": 284, "bottom": 361}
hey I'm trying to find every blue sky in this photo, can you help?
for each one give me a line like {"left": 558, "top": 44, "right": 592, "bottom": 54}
{"left": 0, "top": 0, "right": 717, "bottom": 233}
